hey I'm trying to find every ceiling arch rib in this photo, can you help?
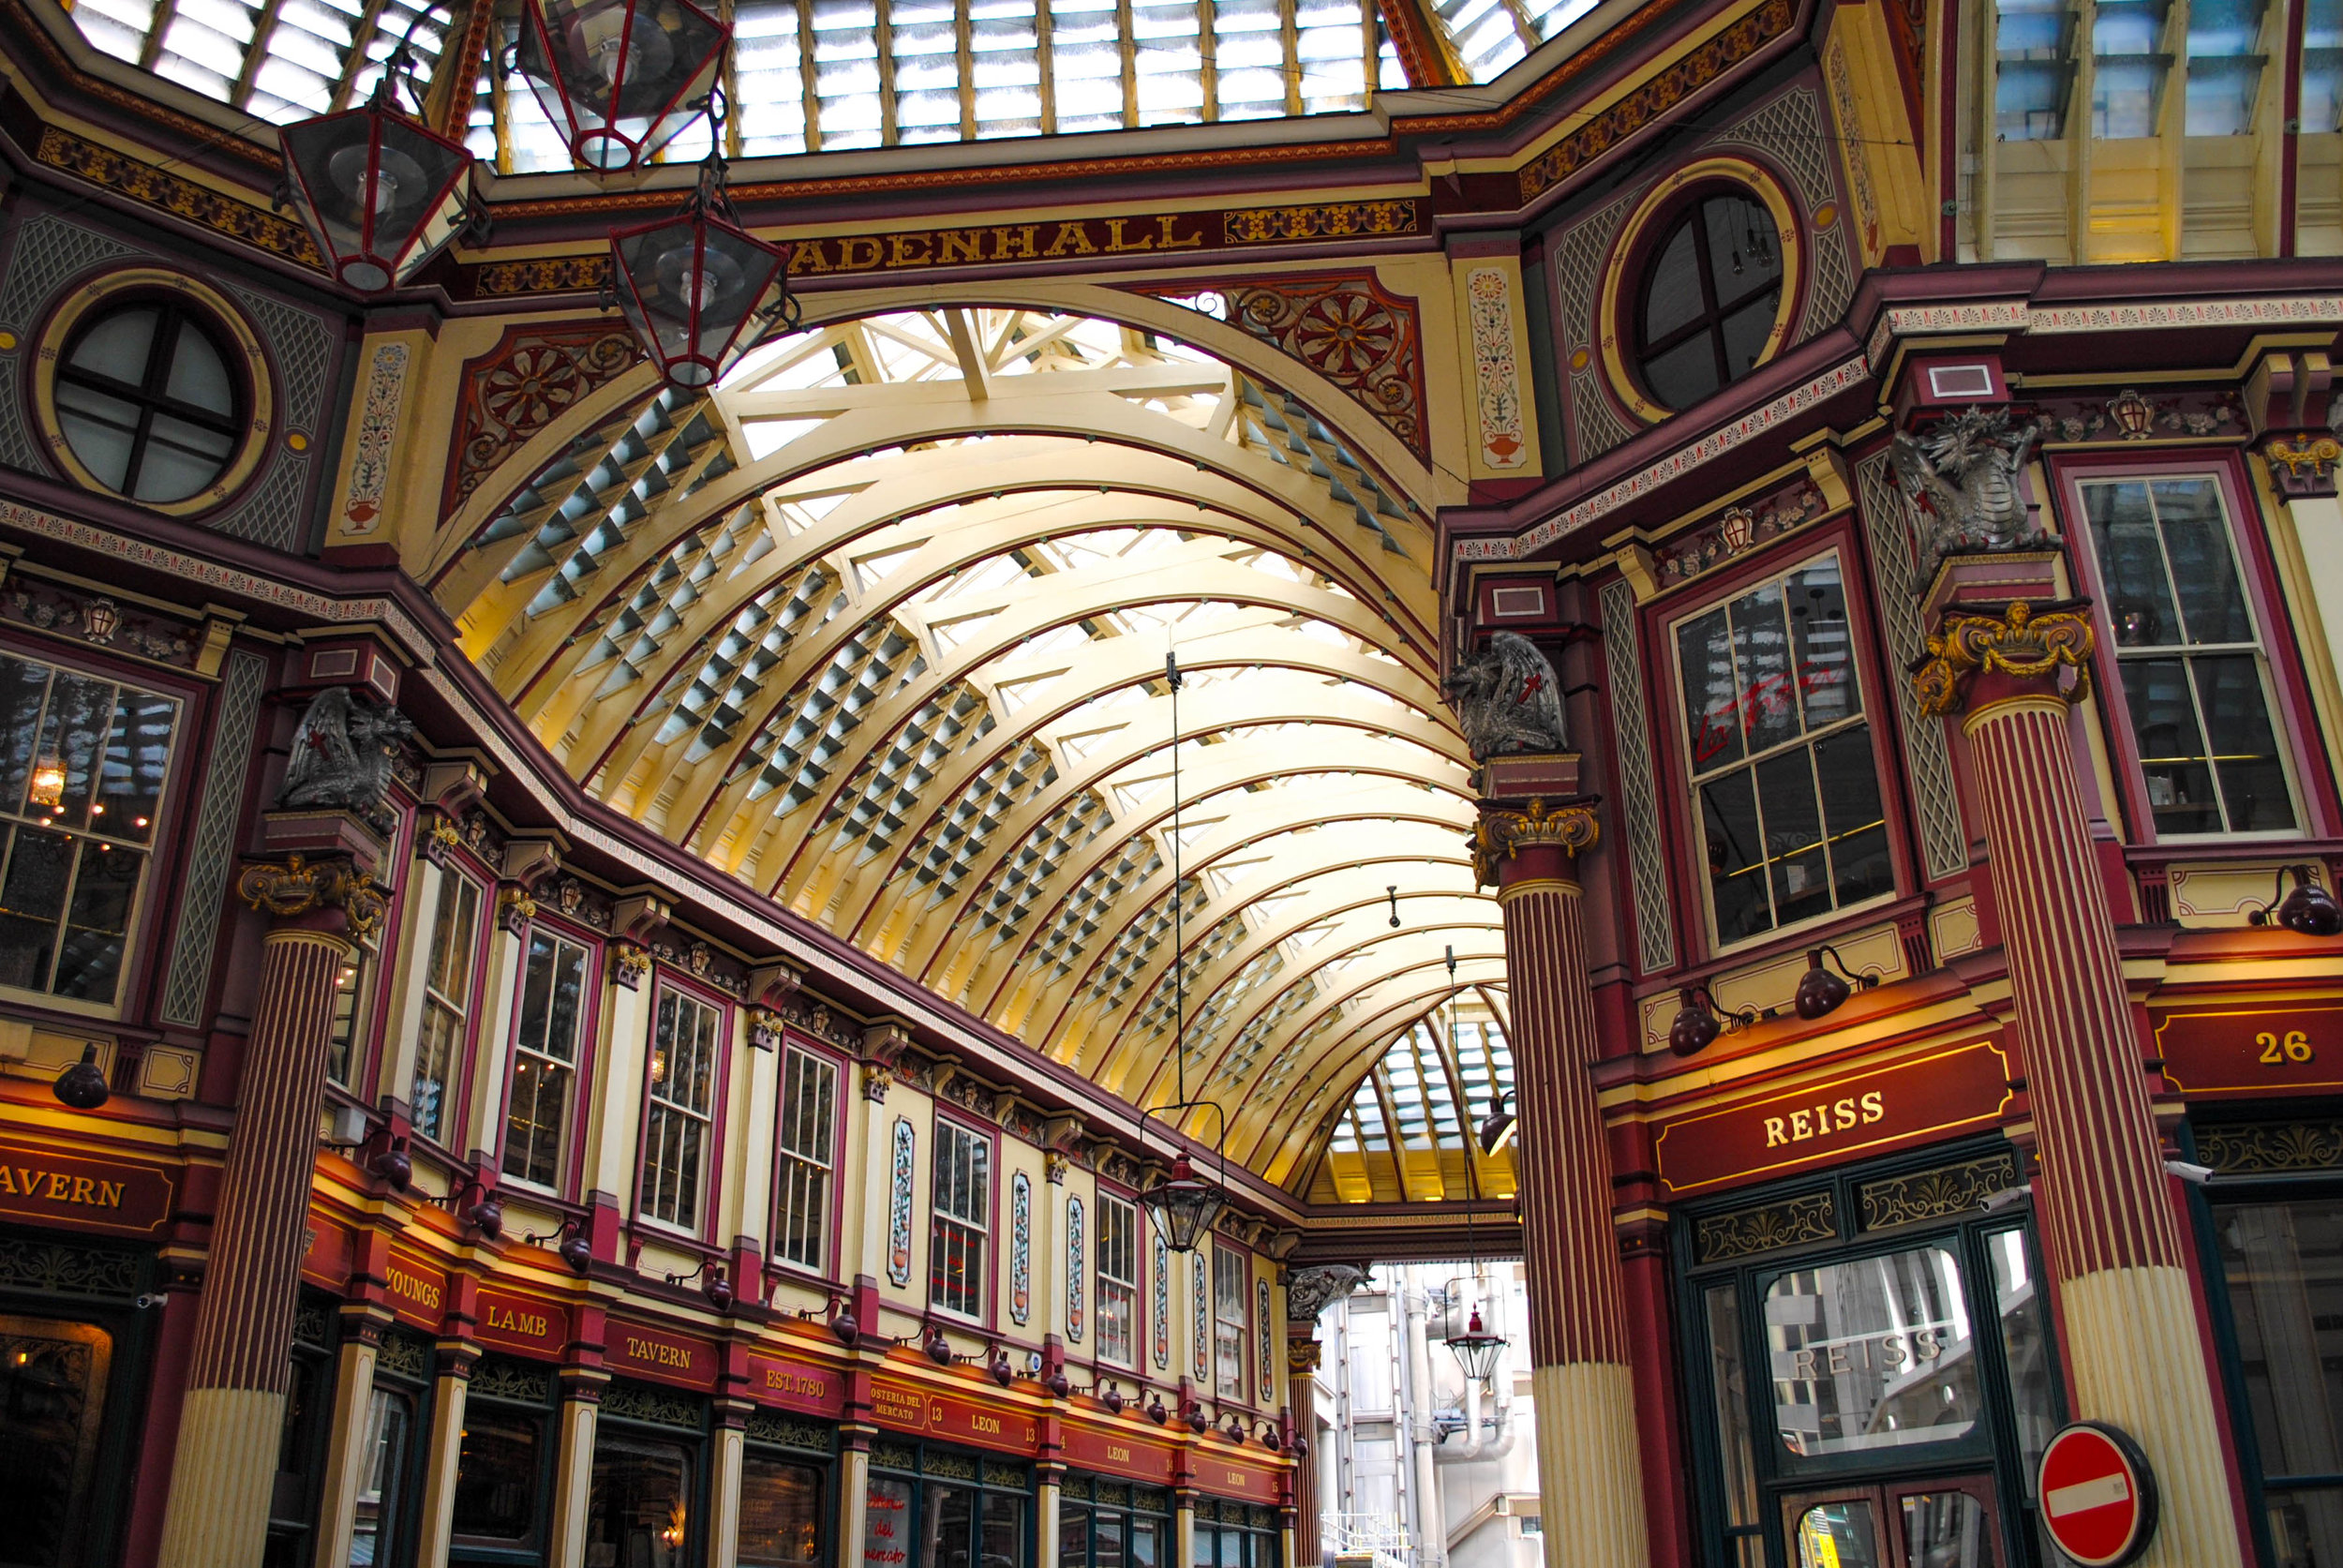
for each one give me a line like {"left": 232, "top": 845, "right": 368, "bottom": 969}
{"left": 441, "top": 307, "right": 1499, "bottom": 1189}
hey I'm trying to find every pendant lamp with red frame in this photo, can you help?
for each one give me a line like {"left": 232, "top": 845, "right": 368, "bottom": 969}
{"left": 517, "top": 0, "right": 730, "bottom": 171}
{"left": 606, "top": 91, "right": 800, "bottom": 390}
{"left": 278, "top": 7, "right": 476, "bottom": 293}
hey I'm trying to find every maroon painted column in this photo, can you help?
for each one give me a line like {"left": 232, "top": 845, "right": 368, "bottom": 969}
{"left": 156, "top": 850, "right": 386, "bottom": 1568}
{"left": 1917, "top": 558, "right": 2246, "bottom": 1567}
{"left": 1473, "top": 793, "right": 1648, "bottom": 1568}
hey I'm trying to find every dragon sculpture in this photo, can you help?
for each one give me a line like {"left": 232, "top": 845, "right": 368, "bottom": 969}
{"left": 277, "top": 686, "right": 414, "bottom": 821}
{"left": 1443, "top": 631, "right": 1569, "bottom": 761}
{"left": 1889, "top": 406, "right": 2046, "bottom": 575}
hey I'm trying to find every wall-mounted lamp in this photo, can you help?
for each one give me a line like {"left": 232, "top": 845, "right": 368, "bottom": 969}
{"left": 1476, "top": 1088, "right": 1515, "bottom": 1155}
{"left": 523, "top": 1218, "right": 594, "bottom": 1276}
{"left": 1795, "top": 946, "right": 1881, "bottom": 1022}
{"left": 52, "top": 1043, "right": 109, "bottom": 1111}
{"left": 424, "top": 1179, "right": 504, "bottom": 1241}
{"left": 662, "top": 1256, "right": 733, "bottom": 1312}
{"left": 1146, "top": 1393, "right": 1169, "bottom": 1425}
{"left": 2248, "top": 865, "right": 2343, "bottom": 937}
{"left": 924, "top": 1323, "right": 954, "bottom": 1366}
{"left": 1668, "top": 985, "right": 1758, "bottom": 1057}
{"left": 1185, "top": 1401, "right": 1210, "bottom": 1434}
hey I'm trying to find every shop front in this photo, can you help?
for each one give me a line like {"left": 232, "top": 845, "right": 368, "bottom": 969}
{"left": 1677, "top": 1140, "right": 2063, "bottom": 1568}
{"left": 2162, "top": 993, "right": 2343, "bottom": 1568}
{"left": 0, "top": 1127, "right": 181, "bottom": 1568}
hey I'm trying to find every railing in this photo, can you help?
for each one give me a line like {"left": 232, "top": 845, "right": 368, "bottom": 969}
{"left": 1321, "top": 1512, "right": 1412, "bottom": 1568}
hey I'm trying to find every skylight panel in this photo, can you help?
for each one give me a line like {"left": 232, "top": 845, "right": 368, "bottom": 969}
{"left": 73, "top": 0, "right": 154, "bottom": 64}
{"left": 735, "top": 2, "right": 812, "bottom": 156}
{"left": 1045, "top": 0, "right": 1127, "bottom": 129}
{"left": 1215, "top": 0, "right": 1291, "bottom": 119}
{"left": 971, "top": 0, "right": 1046, "bottom": 135}
{"left": 1131, "top": 0, "right": 1205, "bottom": 121}
{"left": 811, "top": 0, "right": 887, "bottom": 149}
{"left": 893, "top": 0, "right": 963, "bottom": 142}
{"left": 1296, "top": 0, "right": 1368, "bottom": 110}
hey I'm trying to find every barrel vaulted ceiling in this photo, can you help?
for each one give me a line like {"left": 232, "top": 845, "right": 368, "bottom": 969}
{"left": 433, "top": 308, "right": 1502, "bottom": 1190}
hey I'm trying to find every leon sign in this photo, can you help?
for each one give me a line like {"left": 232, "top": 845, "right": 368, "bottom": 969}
{"left": 2039, "top": 1422, "right": 2157, "bottom": 1568}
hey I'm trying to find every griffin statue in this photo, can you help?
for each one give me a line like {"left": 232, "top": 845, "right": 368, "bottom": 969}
{"left": 1443, "top": 631, "right": 1569, "bottom": 761}
{"left": 1889, "top": 406, "right": 2045, "bottom": 573}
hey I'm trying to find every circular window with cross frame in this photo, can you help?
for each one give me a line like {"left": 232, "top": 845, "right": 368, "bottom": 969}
{"left": 1598, "top": 159, "right": 1800, "bottom": 423}
{"left": 32, "top": 269, "right": 273, "bottom": 516}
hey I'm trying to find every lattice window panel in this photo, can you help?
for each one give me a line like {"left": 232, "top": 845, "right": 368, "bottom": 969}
{"left": 1084, "top": 878, "right": 1210, "bottom": 1012}
{"left": 1853, "top": 453, "right": 1969, "bottom": 881}
{"left": 977, "top": 795, "right": 1109, "bottom": 941}
{"left": 819, "top": 680, "right": 995, "bottom": 856}
{"left": 1238, "top": 384, "right": 1411, "bottom": 554}
{"left": 1183, "top": 948, "right": 1285, "bottom": 1063}
{"left": 741, "top": 620, "right": 931, "bottom": 814}
{"left": 902, "top": 739, "right": 1058, "bottom": 899}
{"left": 1599, "top": 578, "right": 1675, "bottom": 972}
{"left": 649, "top": 565, "right": 839, "bottom": 758}
{"left": 497, "top": 392, "right": 724, "bottom": 617}
{"left": 1216, "top": 976, "right": 1319, "bottom": 1087}
{"left": 1031, "top": 836, "right": 1160, "bottom": 976}
{"left": 1256, "top": 1005, "right": 1341, "bottom": 1098}
{"left": 1124, "top": 912, "right": 1247, "bottom": 1030}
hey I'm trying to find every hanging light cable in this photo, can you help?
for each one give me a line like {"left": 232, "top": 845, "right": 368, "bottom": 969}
{"left": 1139, "top": 650, "right": 1231, "bottom": 1254}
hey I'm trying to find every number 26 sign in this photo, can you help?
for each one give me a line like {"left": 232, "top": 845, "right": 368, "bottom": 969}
{"left": 2155, "top": 1005, "right": 2343, "bottom": 1098}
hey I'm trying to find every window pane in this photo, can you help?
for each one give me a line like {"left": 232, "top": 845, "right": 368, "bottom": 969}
{"left": 347, "top": 1388, "right": 411, "bottom": 1567}
{"left": 930, "top": 1484, "right": 977, "bottom": 1568}
{"left": 55, "top": 832, "right": 140, "bottom": 999}
{"left": 738, "top": 1454, "right": 823, "bottom": 1568}
{"left": 2214, "top": 1201, "right": 2343, "bottom": 1481}
{"left": 0, "top": 827, "right": 76, "bottom": 990}
{"left": 1899, "top": 1492, "right": 1991, "bottom": 1568}
{"left": 1987, "top": 1229, "right": 2059, "bottom": 1491}
{"left": 1701, "top": 771, "right": 1769, "bottom": 943}
{"left": 2152, "top": 478, "right": 2253, "bottom": 644}
{"left": 1795, "top": 1501, "right": 1884, "bottom": 1568}
{"left": 586, "top": 1430, "right": 693, "bottom": 1568}
{"left": 982, "top": 1491, "right": 1022, "bottom": 1568}
{"left": 452, "top": 1408, "right": 543, "bottom": 1541}
{"left": 1755, "top": 749, "right": 1828, "bottom": 925}
{"left": 1731, "top": 582, "right": 1798, "bottom": 756}
{"left": 0, "top": 1316, "right": 114, "bottom": 1565}
{"left": 1705, "top": 1283, "right": 1758, "bottom": 1530}
{"left": 2122, "top": 655, "right": 2221, "bottom": 833}
{"left": 2264, "top": 1486, "right": 2343, "bottom": 1568}
{"left": 2194, "top": 654, "right": 2295, "bottom": 831}
{"left": 1679, "top": 605, "right": 1745, "bottom": 772}
{"left": 1643, "top": 222, "right": 1704, "bottom": 340}
{"left": 2089, "top": 480, "right": 2185, "bottom": 647}
{"left": 866, "top": 1475, "right": 914, "bottom": 1568}
{"left": 1061, "top": 1503, "right": 1090, "bottom": 1568}
{"left": 1813, "top": 727, "right": 1891, "bottom": 908}
{"left": 1766, "top": 1246, "right": 1981, "bottom": 1459}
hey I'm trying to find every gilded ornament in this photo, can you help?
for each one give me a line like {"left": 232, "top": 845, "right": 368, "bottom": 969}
{"left": 236, "top": 854, "right": 388, "bottom": 942}
{"left": 1912, "top": 600, "right": 2096, "bottom": 718}
{"left": 496, "top": 887, "right": 537, "bottom": 935}
{"left": 1469, "top": 799, "right": 1600, "bottom": 887}
{"left": 612, "top": 942, "right": 651, "bottom": 989}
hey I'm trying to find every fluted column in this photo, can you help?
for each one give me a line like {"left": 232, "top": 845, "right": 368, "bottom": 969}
{"left": 157, "top": 853, "right": 387, "bottom": 1568}
{"left": 1472, "top": 799, "right": 1648, "bottom": 1568}
{"left": 1917, "top": 590, "right": 2247, "bottom": 1567}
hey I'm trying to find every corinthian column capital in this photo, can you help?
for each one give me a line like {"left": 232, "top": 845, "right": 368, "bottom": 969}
{"left": 1470, "top": 798, "right": 1600, "bottom": 888}
{"left": 236, "top": 854, "right": 387, "bottom": 942}
{"left": 1912, "top": 599, "right": 2096, "bottom": 719}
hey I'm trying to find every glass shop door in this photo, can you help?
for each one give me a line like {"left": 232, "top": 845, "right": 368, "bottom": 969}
{"left": 1783, "top": 1475, "right": 2004, "bottom": 1568}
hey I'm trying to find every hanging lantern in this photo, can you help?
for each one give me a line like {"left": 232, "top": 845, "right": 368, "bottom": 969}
{"left": 518, "top": 0, "right": 728, "bottom": 172}
{"left": 1142, "top": 1150, "right": 1228, "bottom": 1255}
{"left": 609, "top": 151, "right": 797, "bottom": 389}
{"left": 279, "top": 37, "right": 473, "bottom": 293}
{"left": 1443, "top": 1303, "right": 1507, "bottom": 1384}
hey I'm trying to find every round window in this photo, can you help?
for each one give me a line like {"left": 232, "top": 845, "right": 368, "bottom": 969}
{"left": 52, "top": 301, "right": 247, "bottom": 505}
{"left": 1634, "top": 190, "right": 1784, "bottom": 411}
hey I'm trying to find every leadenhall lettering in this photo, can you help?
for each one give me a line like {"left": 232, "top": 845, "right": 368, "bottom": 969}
{"left": 788, "top": 216, "right": 1203, "bottom": 276}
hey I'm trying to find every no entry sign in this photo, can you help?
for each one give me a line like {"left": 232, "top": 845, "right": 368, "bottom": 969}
{"left": 2039, "top": 1421, "right": 2159, "bottom": 1567}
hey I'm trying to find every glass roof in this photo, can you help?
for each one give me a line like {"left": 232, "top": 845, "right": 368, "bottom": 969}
{"left": 62, "top": 0, "right": 1618, "bottom": 165}
{"left": 1314, "top": 993, "right": 1515, "bottom": 1203}
{"left": 434, "top": 308, "right": 1493, "bottom": 1187}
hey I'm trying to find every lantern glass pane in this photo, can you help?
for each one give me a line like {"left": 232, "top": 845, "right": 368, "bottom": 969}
{"left": 282, "top": 107, "right": 470, "bottom": 288}
{"left": 614, "top": 215, "right": 785, "bottom": 387}
{"left": 522, "top": 0, "right": 727, "bottom": 169}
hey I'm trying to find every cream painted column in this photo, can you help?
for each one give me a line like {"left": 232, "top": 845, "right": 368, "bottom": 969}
{"left": 1037, "top": 1474, "right": 1063, "bottom": 1568}
{"left": 724, "top": 1014, "right": 783, "bottom": 1254}
{"left": 838, "top": 1442, "right": 873, "bottom": 1568}
{"left": 546, "top": 1373, "right": 605, "bottom": 1568}
{"left": 1471, "top": 796, "right": 1648, "bottom": 1568}
{"left": 1917, "top": 570, "right": 2250, "bottom": 1568}
{"left": 310, "top": 1321, "right": 385, "bottom": 1568}
{"left": 578, "top": 948, "right": 654, "bottom": 1209}
{"left": 411, "top": 1348, "right": 474, "bottom": 1566}
{"left": 709, "top": 1408, "right": 749, "bottom": 1568}
{"left": 1174, "top": 1498, "right": 1197, "bottom": 1568}
{"left": 854, "top": 1023, "right": 914, "bottom": 1290}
